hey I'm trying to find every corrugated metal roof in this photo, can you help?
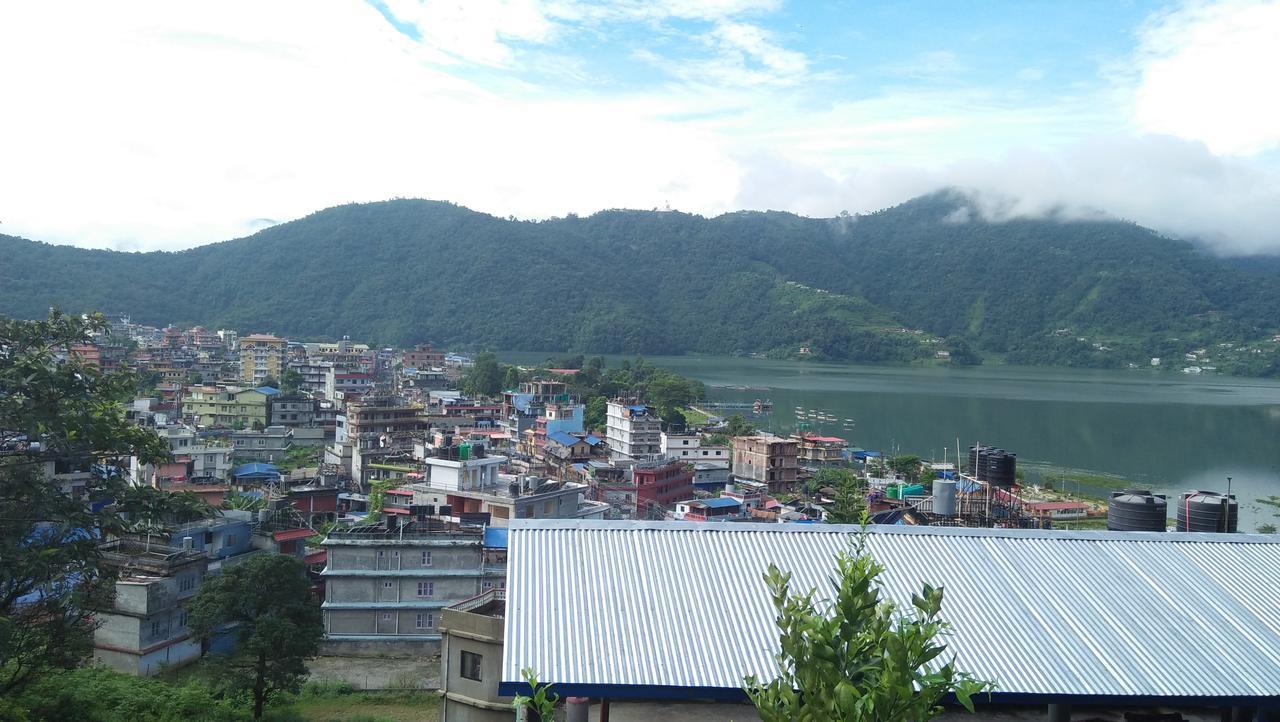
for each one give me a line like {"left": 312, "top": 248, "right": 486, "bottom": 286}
{"left": 501, "top": 520, "right": 1280, "bottom": 702}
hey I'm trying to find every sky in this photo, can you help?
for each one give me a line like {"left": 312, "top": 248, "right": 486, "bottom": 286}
{"left": 1, "top": 0, "right": 1279, "bottom": 253}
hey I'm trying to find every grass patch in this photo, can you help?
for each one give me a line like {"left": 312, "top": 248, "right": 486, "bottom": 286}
{"left": 681, "top": 405, "right": 712, "bottom": 426}
{"left": 281, "top": 692, "right": 440, "bottom": 722}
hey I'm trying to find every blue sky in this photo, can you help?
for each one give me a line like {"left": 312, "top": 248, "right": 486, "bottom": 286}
{"left": 1, "top": 0, "right": 1278, "bottom": 252}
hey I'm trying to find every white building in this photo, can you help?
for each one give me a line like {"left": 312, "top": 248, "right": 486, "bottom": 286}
{"left": 421, "top": 454, "right": 506, "bottom": 492}
{"left": 661, "top": 432, "right": 729, "bottom": 462}
{"left": 606, "top": 401, "right": 662, "bottom": 462}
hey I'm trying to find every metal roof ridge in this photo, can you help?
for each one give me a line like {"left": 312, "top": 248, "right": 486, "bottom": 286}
{"left": 504, "top": 519, "right": 1280, "bottom": 544}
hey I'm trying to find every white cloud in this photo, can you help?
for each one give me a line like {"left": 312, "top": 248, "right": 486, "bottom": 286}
{"left": 1133, "top": 0, "right": 1280, "bottom": 155}
{"left": 1, "top": 0, "right": 1279, "bottom": 259}
{"left": 379, "top": 0, "right": 558, "bottom": 66}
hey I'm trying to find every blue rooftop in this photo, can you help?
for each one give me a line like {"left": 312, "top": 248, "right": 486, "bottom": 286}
{"left": 233, "top": 462, "right": 280, "bottom": 480}
{"left": 699, "top": 497, "right": 741, "bottom": 509}
{"left": 583, "top": 434, "right": 602, "bottom": 446}
{"left": 547, "top": 431, "right": 580, "bottom": 447}
{"left": 254, "top": 386, "right": 281, "bottom": 396}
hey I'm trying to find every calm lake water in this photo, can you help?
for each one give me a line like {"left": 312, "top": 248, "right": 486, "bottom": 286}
{"left": 502, "top": 354, "right": 1280, "bottom": 529}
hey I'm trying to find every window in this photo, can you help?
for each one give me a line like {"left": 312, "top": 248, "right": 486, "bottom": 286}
{"left": 421, "top": 551, "right": 432, "bottom": 567}
{"left": 151, "top": 620, "right": 163, "bottom": 638}
{"left": 417, "top": 581, "right": 433, "bottom": 597}
{"left": 224, "top": 534, "right": 236, "bottom": 548}
{"left": 682, "top": 439, "right": 689, "bottom": 445}
{"left": 178, "top": 610, "right": 187, "bottom": 628}
{"left": 460, "top": 651, "right": 483, "bottom": 681}
{"left": 178, "top": 576, "right": 195, "bottom": 592}
{"left": 381, "top": 612, "right": 391, "bottom": 621}
{"left": 383, "top": 580, "right": 394, "bottom": 589}
{"left": 416, "top": 612, "right": 434, "bottom": 629}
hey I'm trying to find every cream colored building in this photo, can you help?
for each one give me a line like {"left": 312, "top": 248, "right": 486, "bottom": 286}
{"left": 239, "top": 334, "right": 287, "bottom": 385}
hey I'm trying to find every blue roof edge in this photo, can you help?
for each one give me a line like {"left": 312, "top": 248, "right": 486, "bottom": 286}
{"left": 495, "top": 682, "right": 1280, "bottom": 706}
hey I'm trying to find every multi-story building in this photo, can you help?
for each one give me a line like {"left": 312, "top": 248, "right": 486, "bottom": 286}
{"left": 792, "top": 434, "right": 846, "bottom": 465}
{"left": 439, "top": 589, "right": 511, "bottom": 722}
{"left": 320, "top": 519, "right": 506, "bottom": 653}
{"left": 91, "top": 538, "right": 210, "bottom": 676}
{"left": 324, "top": 369, "right": 375, "bottom": 403}
{"left": 661, "top": 432, "right": 730, "bottom": 462}
{"left": 732, "top": 435, "right": 799, "bottom": 489}
{"left": 271, "top": 394, "right": 318, "bottom": 427}
{"left": 632, "top": 459, "right": 695, "bottom": 510}
{"left": 287, "top": 359, "right": 332, "bottom": 395}
{"left": 406, "top": 462, "right": 609, "bottom": 526}
{"left": 606, "top": 400, "right": 662, "bottom": 461}
{"left": 133, "top": 424, "right": 234, "bottom": 484}
{"left": 401, "top": 343, "right": 446, "bottom": 369}
{"left": 183, "top": 385, "right": 271, "bottom": 429}
{"left": 239, "top": 334, "right": 287, "bottom": 385}
{"left": 230, "top": 425, "right": 293, "bottom": 462}
{"left": 341, "top": 397, "right": 429, "bottom": 487}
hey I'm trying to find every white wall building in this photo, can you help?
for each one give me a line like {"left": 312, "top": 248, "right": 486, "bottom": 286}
{"left": 661, "top": 432, "right": 729, "bottom": 462}
{"left": 606, "top": 401, "right": 662, "bottom": 462}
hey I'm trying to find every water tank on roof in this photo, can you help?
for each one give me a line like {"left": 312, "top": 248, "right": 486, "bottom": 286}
{"left": 1107, "top": 489, "right": 1167, "bottom": 531}
{"left": 969, "top": 445, "right": 1017, "bottom": 487}
{"left": 933, "top": 479, "right": 957, "bottom": 516}
{"left": 473, "top": 444, "right": 485, "bottom": 458}
{"left": 1176, "top": 491, "right": 1238, "bottom": 533}
{"left": 459, "top": 443, "right": 471, "bottom": 461}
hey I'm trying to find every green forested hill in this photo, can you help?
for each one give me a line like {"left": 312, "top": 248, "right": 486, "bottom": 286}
{"left": 2, "top": 192, "right": 1279, "bottom": 371}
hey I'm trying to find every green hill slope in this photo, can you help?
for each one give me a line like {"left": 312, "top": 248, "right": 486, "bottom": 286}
{"left": 2, "top": 192, "right": 1278, "bottom": 371}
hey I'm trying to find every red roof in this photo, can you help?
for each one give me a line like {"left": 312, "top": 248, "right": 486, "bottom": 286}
{"left": 547, "top": 368, "right": 580, "bottom": 375}
{"left": 304, "top": 549, "right": 327, "bottom": 565}
{"left": 803, "top": 435, "right": 846, "bottom": 444}
{"left": 385, "top": 488, "right": 414, "bottom": 497}
{"left": 272, "top": 528, "right": 313, "bottom": 542}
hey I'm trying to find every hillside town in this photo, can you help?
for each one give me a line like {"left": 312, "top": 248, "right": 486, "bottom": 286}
{"left": 5, "top": 312, "right": 1275, "bottom": 722}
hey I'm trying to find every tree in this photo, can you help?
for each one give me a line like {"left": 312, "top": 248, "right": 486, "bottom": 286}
{"left": 188, "top": 553, "right": 323, "bottom": 720}
{"left": 1, "top": 312, "right": 171, "bottom": 697}
{"left": 502, "top": 365, "right": 521, "bottom": 391}
{"left": 462, "top": 352, "right": 503, "bottom": 398}
{"left": 1258, "top": 523, "right": 1277, "bottom": 534}
{"left": 260, "top": 376, "right": 279, "bottom": 389}
{"left": 114, "top": 486, "right": 219, "bottom": 547}
{"left": 723, "top": 414, "right": 755, "bottom": 437}
{"left": 279, "top": 368, "right": 304, "bottom": 393}
{"left": 745, "top": 537, "right": 992, "bottom": 721}
{"left": 888, "top": 455, "right": 923, "bottom": 483}
{"left": 583, "top": 396, "right": 607, "bottom": 432}
{"left": 815, "top": 468, "right": 866, "bottom": 524}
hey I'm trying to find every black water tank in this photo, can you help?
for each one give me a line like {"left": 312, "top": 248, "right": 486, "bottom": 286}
{"left": 1107, "top": 489, "right": 1168, "bottom": 531}
{"left": 473, "top": 444, "right": 485, "bottom": 458}
{"left": 969, "top": 445, "right": 1016, "bottom": 487}
{"left": 1176, "top": 491, "right": 1238, "bottom": 532}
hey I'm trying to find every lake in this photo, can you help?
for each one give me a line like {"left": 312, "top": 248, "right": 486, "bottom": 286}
{"left": 502, "top": 354, "right": 1280, "bottom": 530}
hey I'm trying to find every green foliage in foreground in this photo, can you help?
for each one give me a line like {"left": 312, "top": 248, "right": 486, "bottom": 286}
{"left": 189, "top": 554, "right": 324, "bottom": 720}
{"left": 7, "top": 666, "right": 246, "bottom": 722}
{"left": 745, "top": 536, "right": 993, "bottom": 721}
{"left": 4, "top": 667, "right": 439, "bottom": 722}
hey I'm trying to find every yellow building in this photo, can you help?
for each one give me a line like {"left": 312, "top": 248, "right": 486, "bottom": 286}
{"left": 183, "top": 385, "right": 271, "bottom": 429}
{"left": 239, "top": 334, "right": 287, "bottom": 385}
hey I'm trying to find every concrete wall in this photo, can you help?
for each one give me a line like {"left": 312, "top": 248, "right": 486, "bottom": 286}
{"left": 327, "top": 575, "right": 483, "bottom": 604}
{"left": 441, "top": 611, "right": 509, "bottom": 722}
{"left": 326, "top": 609, "right": 443, "bottom": 636}
{"left": 327, "top": 544, "right": 484, "bottom": 574}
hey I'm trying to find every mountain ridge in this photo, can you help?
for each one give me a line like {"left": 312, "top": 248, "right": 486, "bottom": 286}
{"left": 3, "top": 192, "right": 1279, "bottom": 374}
